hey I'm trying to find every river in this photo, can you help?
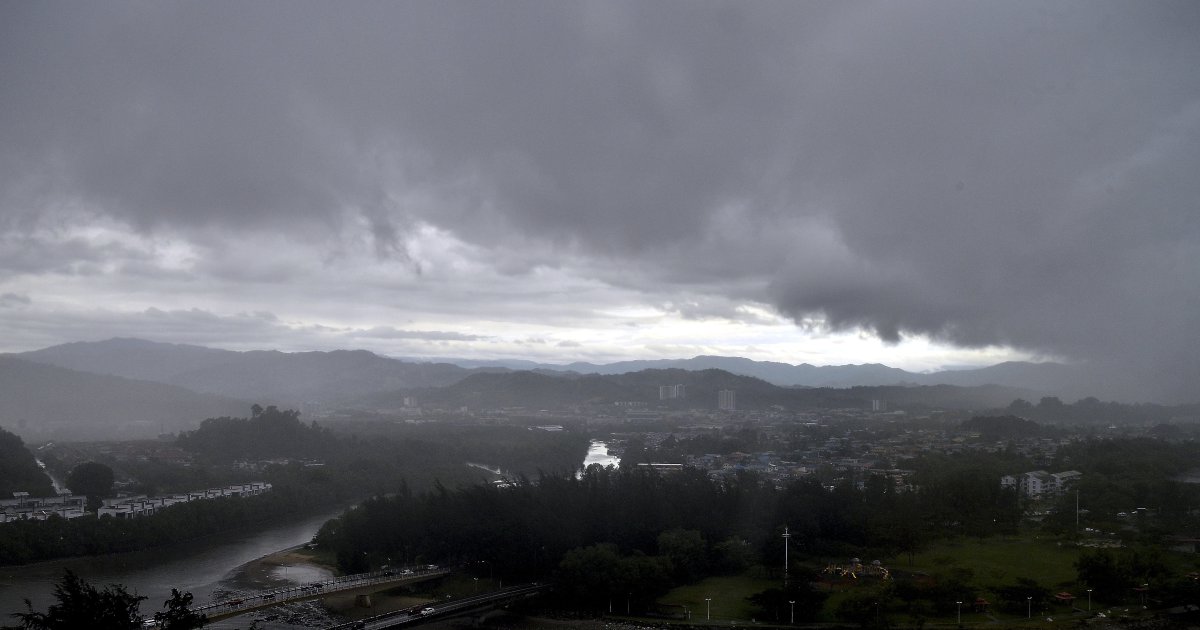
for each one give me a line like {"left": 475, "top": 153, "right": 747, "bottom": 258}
{"left": 2, "top": 445, "right": 619, "bottom": 626}
{"left": 0, "top": 508, "right": 342, "bottom": 624}
{"left": 581, "top": 440, "right": 620, "bottom": 469}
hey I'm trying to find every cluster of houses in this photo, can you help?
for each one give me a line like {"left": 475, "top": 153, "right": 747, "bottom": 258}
{"left": 1001, "top": 470, "right": 1082, "bottom": 498}
{"left": 0, "top": 492, "right": 88, "bottom": 523}
{"left": 0, "top": 482, "right": 273, "bottom": 523}
{"left": 98, "top": 482, "right": 272, "bottom": 519}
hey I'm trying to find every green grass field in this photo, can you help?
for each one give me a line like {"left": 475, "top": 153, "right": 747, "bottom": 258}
{"left": 898, "top": 537, "right": 1082, "bottom": 588}
{"left": 658, "top": 574, "right": 781, "bottom": 622}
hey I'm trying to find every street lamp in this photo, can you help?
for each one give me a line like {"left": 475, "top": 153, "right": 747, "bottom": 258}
{"left": 1027, "top": 596, "right": 1032, "bottom": 619}
{"left": 473, "top": 577, "right": 479, "bottom": 593}
{"left": 789, "top": 600, "right": 795, "bottom": 624}
{"left": 782, "top": 526, "right": 791, "bottom": 583}
{"left": 957, "top": 601, "right": 962, "bottom": 625}
{"left": 706, "top": 597, "right": 712, "bottom": 620}
{"left": 1087, "top": 589, "right": 1092, "bottom": 612}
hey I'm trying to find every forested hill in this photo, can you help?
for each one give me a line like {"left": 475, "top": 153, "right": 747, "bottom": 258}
{"left": 393, "top": 368, "right": 1032, "bottom": 411}
{"left": 18, "top": 337, "right": 491, "bottom": 406}
{"left": 0, "top": 427, "right": 55, "bottom": 497}
{"left": 0, "top": 356, "right": 247, "bottom": 441}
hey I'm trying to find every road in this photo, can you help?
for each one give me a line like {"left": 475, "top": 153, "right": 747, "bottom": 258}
{"left": 326, "top": 582, "right": 550, "bottom": 629}
{"left": 192, "top": 566, "right": 450, "bottom": 622}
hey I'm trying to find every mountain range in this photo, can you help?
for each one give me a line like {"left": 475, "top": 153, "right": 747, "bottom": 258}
{"left": 0, "top": 337, "right": 1118, "bottom": 439}
{"left": 15, "top": 338, "right": 1083, "bottom": 402}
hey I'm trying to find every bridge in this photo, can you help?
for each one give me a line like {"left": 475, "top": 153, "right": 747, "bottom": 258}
{"left": 192, "top": 566, "right": 451, "bottom": 622}
{"left": 325, "top": 582, "right": 551, "bottom": 629}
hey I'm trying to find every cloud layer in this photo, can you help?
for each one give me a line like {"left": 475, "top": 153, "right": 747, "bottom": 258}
{"left": 1, "top": 2, "right": 1198, "bottom": 401}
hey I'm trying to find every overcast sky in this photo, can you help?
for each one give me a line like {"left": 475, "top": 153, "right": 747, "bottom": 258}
{"left": 1, "top": 2, "right": 1198, "bottom": 400}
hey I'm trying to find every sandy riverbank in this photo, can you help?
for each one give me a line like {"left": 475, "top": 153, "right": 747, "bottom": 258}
{"left": 224, "top": 545, "right": 337, "bottom": 592}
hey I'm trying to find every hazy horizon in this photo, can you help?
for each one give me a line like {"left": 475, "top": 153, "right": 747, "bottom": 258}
{"left": 3, "top": 2, "right": 1197, "bottom": 400}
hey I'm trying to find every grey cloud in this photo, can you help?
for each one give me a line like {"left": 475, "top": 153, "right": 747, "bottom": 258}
{"left": 348, "top": 326, "right": 485, "bottom": 342}
{"left": 0, "top": 293, "right": 31, "bottom": 307}
{"left": 0, "top": 234, "right": 136, "bottom": 277}
{"left": 2, "top": 2, "right": 1198, "bottom": 400}
{"left": 0, "top": 306, "right": 283, "bottom": 352}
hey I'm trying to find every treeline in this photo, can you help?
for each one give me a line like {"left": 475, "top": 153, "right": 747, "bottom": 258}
{"left": 315, "top": 459, "right": 1021, "bottom": 609}
{"left": 1005, "top": 396, "right": 1200, "bottom": 427}
{"left": 0, "top": 428, "right": 55, "bottom": 497}
{"left": 0, "top": 408, "right": 590, "bottom": 566}
{"left": 176, "top": 404, "right": 332, "bottom": 462}
{"left": 317, "top": 420, "right": 590, "bottom": 479}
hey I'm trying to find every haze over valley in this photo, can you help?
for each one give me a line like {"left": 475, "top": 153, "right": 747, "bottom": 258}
{"left": 2, "top": 2, "right": 1200, "bottom": 628}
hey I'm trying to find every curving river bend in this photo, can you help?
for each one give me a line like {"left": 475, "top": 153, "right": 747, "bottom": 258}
{"left": 1, "top": 443, "right": 620, "bottom": 627}
{"left": 0, "top": 509, "right": 341, "bottom": 625}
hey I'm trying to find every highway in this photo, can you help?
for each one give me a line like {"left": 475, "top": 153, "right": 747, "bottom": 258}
{"left": 325, "top": 582, "right": 550, "bottom": 629}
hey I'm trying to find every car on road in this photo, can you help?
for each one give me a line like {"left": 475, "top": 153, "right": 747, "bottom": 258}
{"left": 420, "top": 607, "right": 435, "bottom": 616}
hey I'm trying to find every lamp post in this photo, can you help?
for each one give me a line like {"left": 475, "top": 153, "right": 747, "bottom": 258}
{"left": 706, "top": 597, "right": 712, "bottom": 620}
{"left": 473, "top": 577, "right": 478, "bottom": 594}
{"left": 1027, "top": 596, "right": 1032, "bottom": 619}
{"left": 782, "top": 526, "right": 791, "bottom": 584}
{"left": 789, "top": 600, "right": 795, "bottom": 624}
{"left": 957, "top": 601, "right": 962, "bottom": 626}
{"left": 1087, "top": 589, "right": 1092, "bottom": 612}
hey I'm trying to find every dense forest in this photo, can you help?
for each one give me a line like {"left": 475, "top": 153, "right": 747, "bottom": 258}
{"left": 314, "top": 458, "right": 1020, "bottom": 612}
{"left": 0, "top": 428, "right": 55, "bottom": 497}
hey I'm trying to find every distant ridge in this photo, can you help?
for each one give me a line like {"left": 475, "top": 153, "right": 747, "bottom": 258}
{"left": 413, "top": 354, "right": 1083, "bottom": 397}
{"left": 0, "top": 356, "right": 247, "bottom": 440}
{"left": 16, "top": 338, "right": 488, "bottom": 407}
{"left": 395, "top": 367, "right": 1033, "bottom": 411}
{"left": 18, "top": 338, "right": 1116, "bottom": 405}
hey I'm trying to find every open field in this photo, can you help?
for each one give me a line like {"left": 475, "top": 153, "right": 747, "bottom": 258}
{"left": 898, "top": 537, "right": 1081, "bottom": 587}
{"left": 658, "top": 573, "right": 781, "bottom": 622}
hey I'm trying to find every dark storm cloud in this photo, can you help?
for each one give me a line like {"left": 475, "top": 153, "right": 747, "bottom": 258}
{"left": 2, "top": 1, "right": 1198, "bottom": 400}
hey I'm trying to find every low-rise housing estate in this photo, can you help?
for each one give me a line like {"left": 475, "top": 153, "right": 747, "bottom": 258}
{"left": 97, "top": 482, "right": 272, "bottom": 519}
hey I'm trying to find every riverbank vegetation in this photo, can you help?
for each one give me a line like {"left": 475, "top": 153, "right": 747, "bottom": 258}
{"left": 0, "top": 407, "right": 589, "bottom": 566}
{"left": 0, "top": 428, "right": 54, "bottom": 498}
